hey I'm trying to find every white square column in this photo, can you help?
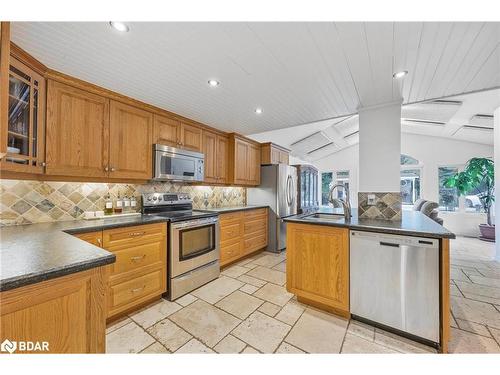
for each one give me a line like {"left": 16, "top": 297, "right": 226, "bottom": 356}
{"left": 494, "top": 107, "right": 500, "bottom": 260}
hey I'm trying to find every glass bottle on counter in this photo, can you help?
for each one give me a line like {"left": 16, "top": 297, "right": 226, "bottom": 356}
{"left": 114, "top": 195, "right": 123, "bottom": 214}
{"left": 123, "top": 196, "right": 131, "bottom": 213}
{"left": 104, "top": 194, "right": 113, "bottom": 215}
{"left": 130, "top": 196, "right": 137, "bottom": 212}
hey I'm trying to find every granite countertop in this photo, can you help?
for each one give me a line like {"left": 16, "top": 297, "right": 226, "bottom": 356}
{"left": 0, "top": 215, "right": 169, "bottom": 292}
{"left": 284, "top": 207, "right": 456, "bottom": 239}
{"left": 201, "top": 205, "right": 269, "bottom": 213}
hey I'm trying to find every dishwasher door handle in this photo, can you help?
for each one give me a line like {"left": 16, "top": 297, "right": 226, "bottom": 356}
{"left": 379, "top": 241, "right": 400, "bottom": 248}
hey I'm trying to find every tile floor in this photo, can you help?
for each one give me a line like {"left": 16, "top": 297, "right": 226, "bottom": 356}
{"left": 106, "top": 237, "right": 500, "bottom": 354}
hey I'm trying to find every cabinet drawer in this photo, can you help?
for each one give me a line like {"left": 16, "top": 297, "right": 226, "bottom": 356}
{"left": 110, "top": 241, "right": 165, "bottom": 278}
{"left": 220, "top": 240, "right": 242, "bottom": 265}
{"left": 220, "top": 221, "right": 242, "bottom": 242}
{"left": 75, "top": 231, "right": 103, "bottom": 247}
{"left": 103, "top": 223, "right": 166, "bottom": 249}
{"left": 243, "top": 232, "right": 267, "bottom": 253}
{"left": 244, "top": 219, "right": 267, "bottom": 235}
{"left": 109, "top": 268, "right": 164, "bottom": 312}
{"left": 219, "top": 211, "right": 243, "bottom": 222}
{"left": 244, "top": 208, "right": 267, "bottom": 219}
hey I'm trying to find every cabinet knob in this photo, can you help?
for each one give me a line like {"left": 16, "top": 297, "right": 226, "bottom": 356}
{"left": 104, "top": 166, "right": 109, "bottom": 172}
{"left": 110, "top": 167, "right": 116, "bottom": 172}
{"left": 41, "top": 162, "right": 46, "bottom": 167}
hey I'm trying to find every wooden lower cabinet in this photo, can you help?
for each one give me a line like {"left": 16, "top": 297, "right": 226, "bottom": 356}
{"left": 75, "top": 223, "right": 167, "bottom": 320}
{"left": 0, "top": 266, "right": 109, "bottom": 353}
{"left": 219, "top": 208, "right": 268, "bottom": 267}
{"left": 286, "top": 223, "right": 349, "bottom": 316}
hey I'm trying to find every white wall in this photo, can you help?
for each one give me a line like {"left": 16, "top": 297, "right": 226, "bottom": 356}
{"left": 314, "top": 133, "right": 494, "bottom": 236}
{"left": 358, "top": 102, "right": 402, "bottom": 192}
{"left": 495, "top": 107, "right": 500, "bottom": 260}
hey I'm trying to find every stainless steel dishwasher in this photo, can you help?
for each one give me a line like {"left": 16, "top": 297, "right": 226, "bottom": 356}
{"left": 350, "top": 230, "right": 440, "bottom": 345}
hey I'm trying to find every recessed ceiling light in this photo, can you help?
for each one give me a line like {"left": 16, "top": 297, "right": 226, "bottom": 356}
{"left": 208, "top": 79, "right": 220, "bottom": 87}
{"left": 109, "top": 22, "right": 129, "bottom": 32}
{"left": 255, "top": 108, "right": 263, "bottom": 115}
{"left": 393, "top": 70, "right": 408, "bottom": 79}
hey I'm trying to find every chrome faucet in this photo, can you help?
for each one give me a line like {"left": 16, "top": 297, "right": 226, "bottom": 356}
{"left": 328, "top": 183, "right": 352, "bottom": 219}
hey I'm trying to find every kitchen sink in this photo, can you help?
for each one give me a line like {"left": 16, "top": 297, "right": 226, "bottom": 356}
{"left": 302, "top": 213, "right": 346, "bottom": 221}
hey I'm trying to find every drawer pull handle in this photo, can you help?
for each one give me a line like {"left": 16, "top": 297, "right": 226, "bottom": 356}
{"left": 97, "top": 238, "right": 102, "bottom": 246}
{"left": 131, "top": 286, "right": 145, "bottom": 293}
{"left": 129, "top": 231, "right": 145, "bottom": 237}
{"left": 131, "top": 255, "right": 146, "bottom": 262}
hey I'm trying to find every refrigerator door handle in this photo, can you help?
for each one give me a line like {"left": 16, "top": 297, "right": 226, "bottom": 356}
{"left": 289, "top": 175, "right": 295, "bottom": 207}
{"left": 285, "top": 175, "right": 291, "bottom": 206}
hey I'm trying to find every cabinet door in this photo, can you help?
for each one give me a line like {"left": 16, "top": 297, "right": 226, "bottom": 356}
{"left": 286, "top": 224, "right": 349, "bottom": 313}
{"left": 75, "top": 230, "right": 103, "bottom": 247}
{"left": 233, "top": 138, "right": 249, "bottom": 184}
{"left": 202, "top": 130, "right": 217, "bottom": 183}
{"left": 109, "top": 100, "right": 153, "bottom": 180}
{"left": 180, "top": 122, "right": 202, "bottom": 151}
{"left": 216, "top": 135, "right": 228, "bottom": 183}
{"left": 279, "top": 150, "right": 289, "bottom": 165}
{"left": 153, "top": 114, "right": 180, "bottom": 147}
{"left": 46, "top": 81, "right": 109, "bottom": 177}
{"left": 271, "top": 147, "right": 281, "bottom": 164}
{"left": 247, "top": 143, "right": 261, "bottom": 185}
{"left": 1, "top": 57, "right": 45, "bottom": 174}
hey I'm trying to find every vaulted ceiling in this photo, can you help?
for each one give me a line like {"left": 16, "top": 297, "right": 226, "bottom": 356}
{"left": 11, "top": 22, "right": 500, "bottom": 135}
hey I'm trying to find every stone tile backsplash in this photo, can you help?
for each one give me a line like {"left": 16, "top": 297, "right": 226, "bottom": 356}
{"left": 358, "top": 192, "right": 402, "bottom": 221}
{"left": 0, "top": 180, "right": 246, "bottom": 226}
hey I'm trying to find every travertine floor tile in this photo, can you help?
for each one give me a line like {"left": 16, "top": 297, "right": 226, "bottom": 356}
{"left": 191, "top": 275, "right": 244, "bottom": 304}
{"left": 251, "top": 254, "right": 285, "bottom": 268}
{"left": 341, "top": 333, "right": 397, "bottom": 354}
{"left": 140, "top": 342, "right": 169, "bottom": 354}
{"left": 275, "top": 300, "right": 305, "bottom": 325}
{"left": 448, "top": 328, "right": 500, "bottom": 353}
{"left": 129, "top": 299, "right": 182, "bottom": 328}
{"left": 254, "top": 283, "right": 293, "bottom": 306}
{"left": 285, "top": 308, "right": 348, "bottom": 353}
{"left": 347, "top": 320, "right": 375, "bottom": 341}
{"left": 240, "top": 284, "right": 259, "bottom": 294}
{"left": 237, "top": 274, "right": 267, "bottom": 287}
{"left": 221, "top": 265, "right": 250, "bottom": 278}
{"left": 215, "top": 290, "right": 264, "bottom": 319}
{"left": 106, "top": 322, "right": 155, "bottom": 353}
{"left": 169, "top": 299, "right": 241, "bottom": 347}
{"left": 275, "top": 342, "right": 305, "bottom": 354}
{"left": 147, "top": 319, "right": 192, "bottom": 352}
{"left": 272, "top": 261, "right": 287, "bottom": 273}
{"left": 247, "top": 266, "right": 286, "bottom": 285}
{"left": 374, "top": 328, "right": 437, "bottom": 353}
{"left": 106, "top": 316, "right": 132, "bottom": 334}
{"left": 232, "top": 311, "right": 291, "bottom": 353}
{"left": 213, "top": 335, "right": 246, "bottom": 353}
{"left": 176, "top": 338, "right": 215, "bottom": 353}
{"left": 451, "top": 296, "right": 500, "bottom": 329}
{"left": 469, "top": 275, "right": 500, "bottom": 288}
{"left": 175, "top": 293, "right": 198, "bottom": 307}
{"left": 258, "top": 301, "right": 282, "bottom": 317}
{"left": 490, "top": 327, "right": 500, "bottom": 345}
{"left": 451, "top": 267, "right": 471, "bottom": 282}
{"left": 242, "top": 346, "right": 260, "bottom": 353}
{"left": 455, "top": 279, "right": 500, "bottom": 299}
{"left": 450, "top": 284, "right": 462, "bottom": 297}
{"left": 455, "top": 318, "right": 492, "bottom": 337}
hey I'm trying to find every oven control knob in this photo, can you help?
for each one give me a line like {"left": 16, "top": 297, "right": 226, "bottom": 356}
{"left": 153, "top": 196, "right": 158, "bottom": 201}
{"left": 158, "top": 196, "right": 162, "bottom": 201}
{"left": 147, "top": 197, "right": 152, "bottom": 201}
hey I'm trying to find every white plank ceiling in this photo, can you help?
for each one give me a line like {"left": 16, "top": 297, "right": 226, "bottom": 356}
{"left": 11, "top": 22, "right": 500, "bottom": 135}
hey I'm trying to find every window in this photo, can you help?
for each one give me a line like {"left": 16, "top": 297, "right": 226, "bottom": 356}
{"left": 465, "top": 179, "right": 489, "bottom": 213}
{"left": 438, "top": 167, "right": 459, "bottom": 211}
{"left": 401, "top": 154, "right": 419, "bottom": 165}
{"left": 401, "top": 169, "right": 421, "bottom": 205}
{"left": 321, "top": 170, "right": 350, "bottom": 206}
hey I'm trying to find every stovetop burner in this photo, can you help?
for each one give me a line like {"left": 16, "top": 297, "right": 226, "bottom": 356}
{"left": 141, "top": 192, "right": 217, "bottom": 222}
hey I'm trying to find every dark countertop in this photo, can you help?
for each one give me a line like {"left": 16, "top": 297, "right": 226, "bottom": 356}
{"left": 201, "top": 205, "right": 269, "bottom": 213}
{"left": 284, "top": 208, "right": 456, "bottom": 239}
{"left": 0, "top": 215, "right": 169, "bottom": 292}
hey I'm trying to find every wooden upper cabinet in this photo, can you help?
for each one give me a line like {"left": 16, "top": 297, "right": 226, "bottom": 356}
{"left": 216, "top": 134, "right": 228, "bottom": 184}
{"left": 228, "top": 134, "right": 261, "bottom": 186}
{"left": 180, "top": 122, "right": 202, "bottom": 152}
{"left": 46, "top": 80, "right": 110, "bottom": 177}
{"left": 109, "top": 100, "right": 153, "bottom": 180}
{"left": 153, "top": 114, "right": 180, "bottom": 147}
{"left": 202, "top": 130, "right": 217, "bottom": 184}
{"left": 261, "top": 142, "right": 290, "bottom": 165}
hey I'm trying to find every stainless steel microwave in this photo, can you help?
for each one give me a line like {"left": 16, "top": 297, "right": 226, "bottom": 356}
{"left": 153, "top": 144, "right": 204, "bottom": 182}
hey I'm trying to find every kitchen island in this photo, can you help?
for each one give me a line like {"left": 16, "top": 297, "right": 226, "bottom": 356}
{"left": 284, "top": 208, "right": 455, "bottom": 353}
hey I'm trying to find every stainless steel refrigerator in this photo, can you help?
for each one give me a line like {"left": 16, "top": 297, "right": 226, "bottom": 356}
{"left": 247, "top": 164, "right": 298, "bottom": 253}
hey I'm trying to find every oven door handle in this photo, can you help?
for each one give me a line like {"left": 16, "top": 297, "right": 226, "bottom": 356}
{"left": 171, "top": 219, "right": 218, "bottom": 230}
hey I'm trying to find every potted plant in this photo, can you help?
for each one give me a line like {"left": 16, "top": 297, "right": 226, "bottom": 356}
{"left": 445, "top": 157, "right": 495, "bottom": 241}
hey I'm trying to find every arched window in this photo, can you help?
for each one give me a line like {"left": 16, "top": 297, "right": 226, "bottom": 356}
{"left": 400, "top": 155, "right": 421, "bottom": 205}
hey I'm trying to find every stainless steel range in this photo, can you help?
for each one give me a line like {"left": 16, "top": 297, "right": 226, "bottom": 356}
{"left": 142, "top": 192, "right": 219, "bottom": 300}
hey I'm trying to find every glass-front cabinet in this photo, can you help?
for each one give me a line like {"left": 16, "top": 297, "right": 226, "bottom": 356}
{"left": 295, "top": 164, "right": 319, "bottom": 214}
{"left": 2, "top": 56, "right": 45, "bottom": 173}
